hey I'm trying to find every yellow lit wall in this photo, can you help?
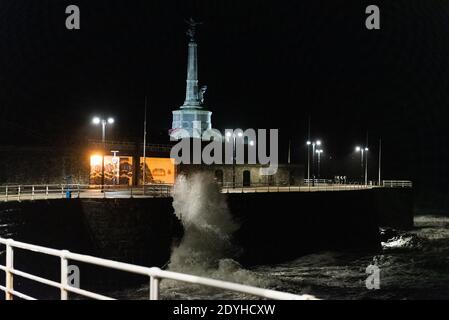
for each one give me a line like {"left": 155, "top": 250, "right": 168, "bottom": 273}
{"left": 140, "top": 158, "right": 175, "bottom": 185}
{"left": 90, "top": 155, "right": 133, "bottom": 186}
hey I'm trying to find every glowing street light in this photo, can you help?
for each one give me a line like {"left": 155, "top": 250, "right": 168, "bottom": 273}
{"left": 93, "top": 117, "right": 115, "bottom": 143}
{"left": 92, "top": 117, "right": 101, "bottom": 125}
{"left": 92, "top": 116, "right": 115, "bottom": 188}
{"left": 306, "top": 140, "right": 323, "bottom": 187}
{"left": 355, "top": 146, "right": 369, "bottom": 185}
{"left": 316, "top": 149, "right": 323, "bottom": 179}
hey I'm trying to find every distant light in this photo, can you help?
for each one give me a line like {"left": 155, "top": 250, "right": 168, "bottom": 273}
{"left": 307, "top": 141, "right": 311, "bottom": 145}
{"left": 356, "top": 146, "right": 361, "bottom": 152}
{"left": 108, "top": 118, "right": 115, "bottom": 124}
{"left": 316, "top": 149, "right": 323, "bottom": 154}
{"left": 250, "top": 141, "right": 255, "bottom": 146}
{"left": 316, "top": 140, "right": 322, "bottom": 146}
{"left": 365, "top": 147, "right": 369, "bottom": 151}
{"left": 237, "top": 132, "right": 243, "bottom": 138}
{"left": 90, "top": 155, "right": 103, "bottom": 167}
{"left": 226, "top": 132, "right": 232, "bottom": 138}
{"left": 92, "top": 117, "right": 101, "bottom": 125}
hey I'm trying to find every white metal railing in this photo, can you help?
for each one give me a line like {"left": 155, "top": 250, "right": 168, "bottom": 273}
{"left": 382, "top": 180, "right": 413, "bottom": 188}
{"left": 0, "top": 238, "right": 315, "bottom": 301}
{"left": 303, "top": 179, "right": 333, "bottom": 185}
{"left": 0, "top": 180, "right": 413, "bottom": 201}
{"left": 221, "top": 182, "right": 375, "bottom": 194}
{"left": 0, "top": 184, "right": 173, "bottom": 202}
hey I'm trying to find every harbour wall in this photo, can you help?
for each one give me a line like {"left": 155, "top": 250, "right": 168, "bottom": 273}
{"left": 0, "top": 189, "right": 412, "bottom": 266}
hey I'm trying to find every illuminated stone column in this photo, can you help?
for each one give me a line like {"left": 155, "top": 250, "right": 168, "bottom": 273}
{"left": 182, "top": 42, "right": 201, "bottom": 108}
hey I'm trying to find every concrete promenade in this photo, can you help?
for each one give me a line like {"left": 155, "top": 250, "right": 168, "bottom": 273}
{"left": 0, "top": 181, "right": 413, "bottom": 202}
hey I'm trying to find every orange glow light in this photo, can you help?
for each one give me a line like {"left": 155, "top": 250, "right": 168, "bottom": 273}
{"left": 90, "top": 155, "right": 103, "bottom": 167}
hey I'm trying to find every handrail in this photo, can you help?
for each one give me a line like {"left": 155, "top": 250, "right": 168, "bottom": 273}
{"left": 0, "top": 180, "right": 413, "bottom": 201}
{"left": 382, "top": 180, "right": 413, "bottom": 188}
{"left": 0, "top": 237, "right": 315, "bottom": 301}
{"left": 0, "top": 184, "right": 174, "bottom": 202}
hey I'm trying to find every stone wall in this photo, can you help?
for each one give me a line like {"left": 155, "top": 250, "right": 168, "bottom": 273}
{"left": 0, "top": 145, "right": 90, "bottom": 185}
{"left": 0, "top": 187, "right": 413, "bottom": 296}
{"left": 178, "top": 163, "right": 304, "bottom": 187}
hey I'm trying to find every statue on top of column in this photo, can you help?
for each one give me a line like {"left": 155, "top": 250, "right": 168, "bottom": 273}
{"left": 185, "top": 17, "right": 203, "bottom": 42}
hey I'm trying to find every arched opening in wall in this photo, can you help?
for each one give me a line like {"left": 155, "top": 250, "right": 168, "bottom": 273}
{"left": 243, "top": 170, "right": 251, "bottom": 187}
{"left": 215, "top": 170, "right": 224, "bottom": 185}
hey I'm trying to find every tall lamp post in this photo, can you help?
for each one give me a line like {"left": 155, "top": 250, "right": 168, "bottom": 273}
{"left": 316, "top": 149, "right": 323, "bottom": 179}
{"left": 226, "top": 131, "right": 243, "bottom": 188}
{"left": 93, "top": 117, "right": 115, "bottom": 188}
{"left": 355, "top": 146, "right": 369, "bottom": 186}
{"left": 307, "top": 140, "right": 322, "bottom": 186}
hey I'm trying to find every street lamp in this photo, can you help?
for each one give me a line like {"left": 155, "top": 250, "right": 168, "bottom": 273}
{"left": 226, "top": 131, "right": 242, "bottom": 189}
{"left": 316, "top": 149, "right": 323, "bottom": 179}
{"left": 355, "top": 146, "right": 369, "bottom": 185}
{"left": 92, "top": 116, "right": 115, "bottom": 188}
{"left": 307, "top": 140, "right": 322, "bottom": 187}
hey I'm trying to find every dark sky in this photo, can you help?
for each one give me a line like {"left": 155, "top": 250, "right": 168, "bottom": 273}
{"left": 1, "top": 0, "right": 449, "bottom": 198}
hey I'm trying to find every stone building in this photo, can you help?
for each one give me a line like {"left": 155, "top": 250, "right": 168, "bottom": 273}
{"left": 177, "top": 163, "right": 304, "bottom": 187}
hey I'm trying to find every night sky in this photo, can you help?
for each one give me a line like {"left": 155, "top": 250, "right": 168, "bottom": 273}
{"left": 1, "top": 1, "right": 449, "bottom": 204}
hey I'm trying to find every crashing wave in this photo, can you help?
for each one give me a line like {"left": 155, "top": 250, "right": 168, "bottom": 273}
{"left": 167, "top": 173, "right": 272, "bottom": 288}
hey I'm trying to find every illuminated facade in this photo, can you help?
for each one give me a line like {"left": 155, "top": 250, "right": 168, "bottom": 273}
{"left": 90, "top": 155, "right": 133, "bottom": 186}
{"left": 140, "top": 157, "right": 175, "bottom": 185}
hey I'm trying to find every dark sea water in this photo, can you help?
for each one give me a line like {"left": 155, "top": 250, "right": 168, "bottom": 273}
{"left": 117, "top": 215, "right": 449, "bottom": 300}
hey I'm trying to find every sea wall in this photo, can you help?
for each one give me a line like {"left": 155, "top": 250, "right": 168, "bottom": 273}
{"left": 229, "top": 190, "right": 382, "bottom": 265}
{"left": 0, "top": 188, "right": 412, "bottom": 268}
{"left": 0, "top": 198, "right": 183, "bottom": 298}
{"left": 374, "top": 188, "right": 414, "bottom": 229}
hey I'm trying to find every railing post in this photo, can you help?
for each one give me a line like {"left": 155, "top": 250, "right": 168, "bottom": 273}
{"left": 32, "top": 186, "right": 35, "bottom": 201}
{"left": 46, "top": 185, "right": 49, "bottom": 199}
{"left": 5, "top": 186, "right": 8, "bottom": 202}
{"left": 17, "top": 186, "right": 21, "bottom": 202}
{"left": 5, "top": 240, "right": 14, "bottom": 300}
{"left": 149, "top": 276, "right": 160, "bottom": 300}
{"left": 60, "top": 251, "right": 69, "bottom": 300}
{"left": 61, "top": 185, "right": 64, "bottom": 199}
